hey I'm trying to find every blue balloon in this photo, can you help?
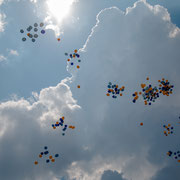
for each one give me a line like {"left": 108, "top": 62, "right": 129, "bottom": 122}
{"left": 41, "top": 30, "right": 45, "bottom": 34}
{"left": 55, "top": 154, "right": 59, "bottom": 158}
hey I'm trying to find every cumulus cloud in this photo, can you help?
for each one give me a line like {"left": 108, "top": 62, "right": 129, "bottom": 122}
{"left": 0, "top": 79, "right": 81, "bottom": 180}
{"left": 0, "top": 0, "right": 180, "bottom": 180}
{"left": 66, "top": 0, "right": 180, "bottom": 179}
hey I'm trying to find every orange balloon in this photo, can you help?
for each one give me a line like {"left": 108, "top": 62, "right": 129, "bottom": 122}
{"left": 106, "top": 93, "right": 110, "bottom": 96}
{"left": 74, "top": 49, "right": 78, "bottom": 53}
{"left": 39, "top": 154, "right": 42, "bottom": 158}
{"left": 146, "top": 77, "right": 149, "bottom": 80}
{"left": 34, "top": 161, "right": 38, "bottom": 165}
{"left": 77, "top": 65, "right": 80, "bottom": 69}
{"left": 57, "top": 38, "right": 60, "bottom": 41}
{"left": 49, "top": 155, "right": 53, "bottom": 159}
{"left": 140, "top": 122, "right": 143, "bottom": 126}
{"left": 62, "top": 116, "right": 65, "bottom": 120}
{"left": 77, "top": 85, "right": 80, "bottom": 88}
{"left": 67, "top": 59, "right": 70, "bottom": 62}
{"left": 51, "top": 159, "right": 55, "bottom": 162}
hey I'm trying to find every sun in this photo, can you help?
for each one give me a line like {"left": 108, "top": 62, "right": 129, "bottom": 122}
{"left": 46, "top": 0, "right": 75, "bottom": 22}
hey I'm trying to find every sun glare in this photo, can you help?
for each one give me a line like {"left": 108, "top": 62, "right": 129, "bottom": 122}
{"left": 47, "top": 0, "right": 75, "bottom": 22}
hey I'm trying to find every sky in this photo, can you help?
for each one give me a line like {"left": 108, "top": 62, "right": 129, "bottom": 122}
{"left": 0, "top": 0, "right": 180, "bottom": 180}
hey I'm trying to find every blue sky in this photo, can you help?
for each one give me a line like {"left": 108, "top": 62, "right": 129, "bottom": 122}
{"left": 0, "top": 0, "right": 180, "bottom": 180}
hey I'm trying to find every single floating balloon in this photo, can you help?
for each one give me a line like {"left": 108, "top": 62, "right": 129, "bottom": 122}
{"left": 22, "top": 37, "right": 26, "bottom": 41}
{"left": 34, "top": 28, "right": 38, "bottom": 32}
{"left": 34, "top": 34, "right": 38, "bottom": 38}
{"left": 34, "top": 23, "right": 38, "bottom": 27}
{"left": 41, "top": 30, "right": 45, "bottom": 34}
{"left": 40, "top": 22, "right": 44, "bottom": 27}
{"left": 140, "top": 122, "right": 143, "bottom": 126}
{"left": 57, "top": 38, "right": 60, "bottom": 41}
{"left": 20, "top": 29, "right": 24, "bottom": 33}
{"left": 77, "top": 85, "right": 80, "bottom": 88}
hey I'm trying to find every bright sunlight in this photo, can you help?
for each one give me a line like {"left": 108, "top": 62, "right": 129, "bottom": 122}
{"left": 46, "top": 0, "right": 75, "bottom": 22}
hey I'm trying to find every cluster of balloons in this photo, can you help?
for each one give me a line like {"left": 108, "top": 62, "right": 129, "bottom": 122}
{"left": 158, "top": 78, "right": 174, "bottom": 96}
{"left": 106, "top": 82, "right": 125, "bottom": 99}
{"left": 132, "top": 77, "right": 174, "bottom": 105}
{"left": 34, "top": 146, "right": 59, "bottom": 165}
{"left": 65, "top": 50, "right": 81, "bottom": 69}
{"left": 167, "top": 150, "right": 180, "bottom": 163}
{"left": 52, "top": 116, "right": 75, "bottom": 136}
{"left": 163, "top": 124, "right": 174, "bottom": 136}
{"left": 20, "top": 22, "right": 45, "bottom": 42}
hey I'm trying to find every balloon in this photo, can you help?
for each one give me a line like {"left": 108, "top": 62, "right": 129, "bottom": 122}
{"left": 40, "top": 22, "right": 44, "bottom": 27}
{"left": 41, "top": 30, "right": 45, "bottom": 34}
{"left": 34, "top": 28, "right": 38, "bottom": 32}
{"left": 34, "top": 23, "right": 38, "bottom": 27}
{"left": 22, "top": 37, "right": 26, "bottom": 41}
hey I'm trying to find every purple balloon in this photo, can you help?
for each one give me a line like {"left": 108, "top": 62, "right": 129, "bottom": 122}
{"left": 41, "top": 30, "right": 45, "bottom": 34}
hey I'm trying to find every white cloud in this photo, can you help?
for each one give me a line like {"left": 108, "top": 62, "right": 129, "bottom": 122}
{"left": 0, "top": 13, "right": 6, "bottom": 32}
{"left": 0, "top": 0, "right": 3, "bottom": 6}
{"left": 0, "top": 54, "right": 6, "bottom": 62}
{"left": 8, "top": 49, "right": 19, "bottom": 56}
{"left": 44, "top": 0, "right": 79, "bottom": 36}
{"left": 30, "top": 0, "right": 37, "bottom": 3}
{"left": 66, "top": 0, "right": 180, "bottom": 179}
